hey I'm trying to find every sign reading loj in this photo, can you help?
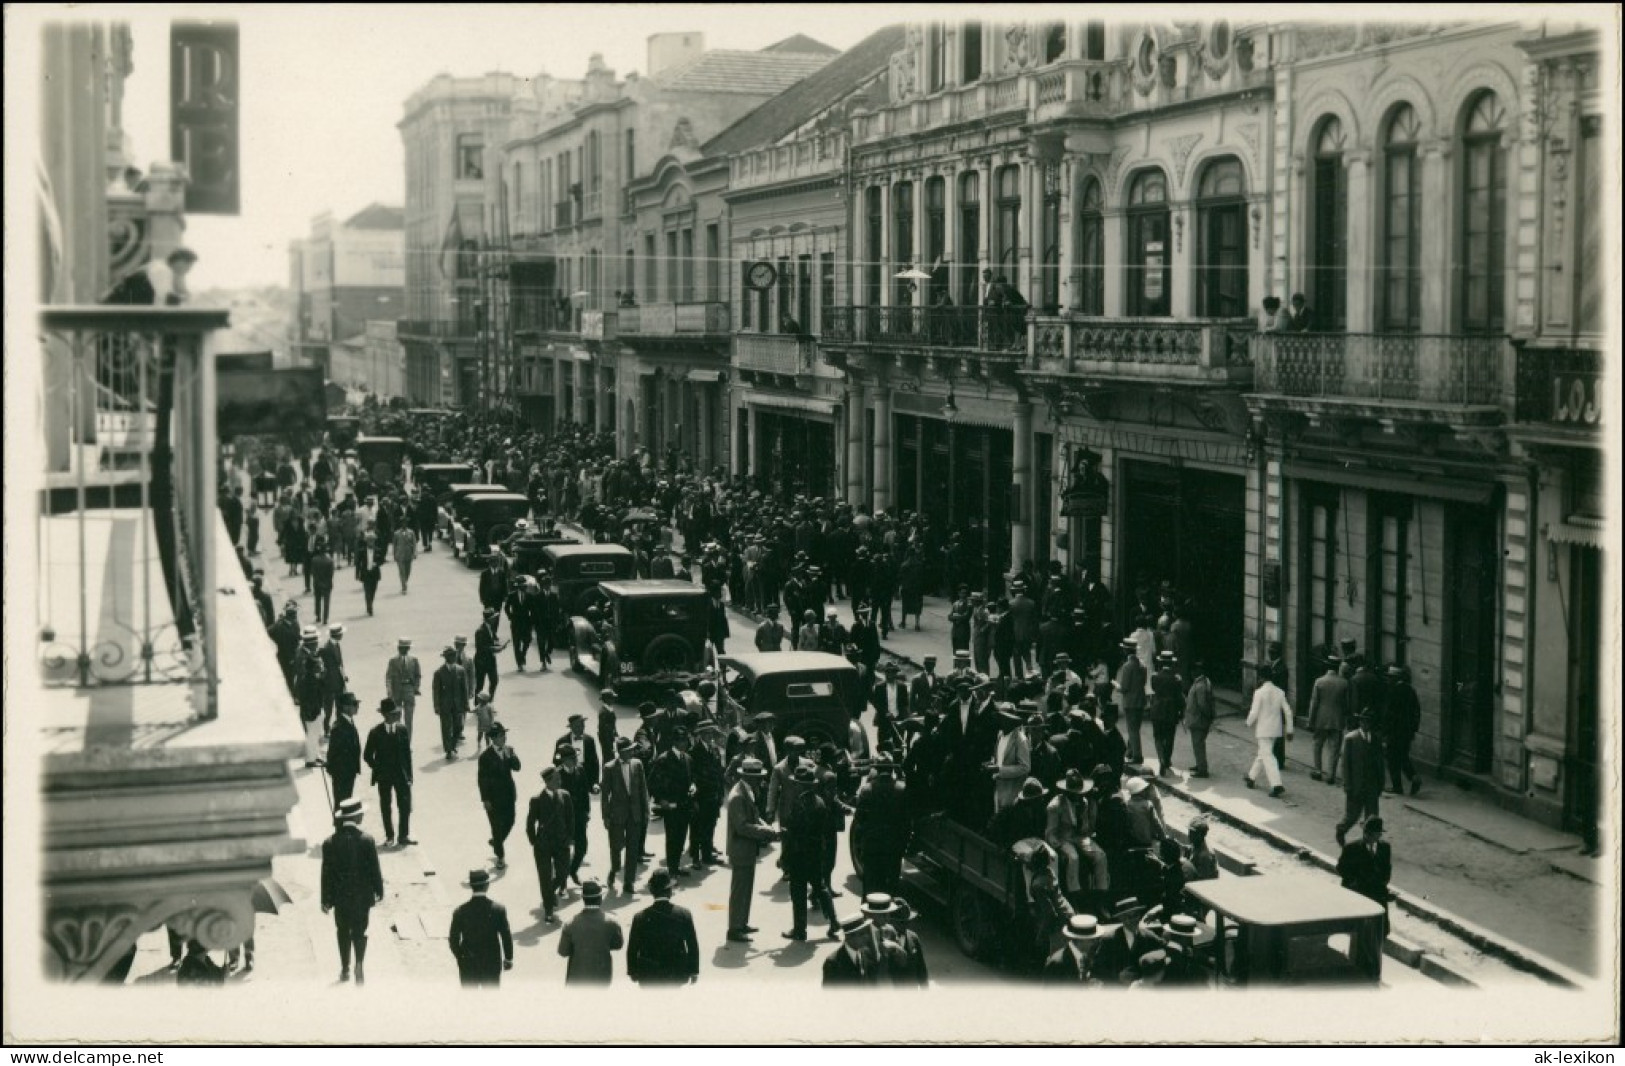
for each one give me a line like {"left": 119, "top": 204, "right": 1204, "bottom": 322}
{"left": 170, "top": 21, "right": 240, "bottom": 215}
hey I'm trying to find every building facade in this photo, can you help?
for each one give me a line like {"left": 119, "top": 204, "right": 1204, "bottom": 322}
{"left": 287, "top": 204, "right": 405, "bottom": 377}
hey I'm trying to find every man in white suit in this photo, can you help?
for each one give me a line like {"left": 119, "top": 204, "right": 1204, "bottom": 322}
{"left": 988, "top": 703, "right": 1033, "bottom": 812}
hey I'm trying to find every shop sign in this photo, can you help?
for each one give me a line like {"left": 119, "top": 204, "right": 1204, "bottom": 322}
{"left": 170, "top": 21, "right": 239, "bottom": 214}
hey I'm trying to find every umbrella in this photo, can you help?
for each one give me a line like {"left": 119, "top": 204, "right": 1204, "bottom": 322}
{"left": 249, "top": 878, "right": 293, "bottom": 916}
{"left": 894, "top": 267, "right": 934, "bottom": 280}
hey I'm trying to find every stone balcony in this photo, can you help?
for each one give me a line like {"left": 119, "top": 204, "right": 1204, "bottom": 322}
{"left": 729, "top": 131, "right": 848, "bottom": 192}
{"left": 618, "top": 302, "right": 731, "bottom": 355}
{"left": 734, "top": 331, "right": 815, "bottom": 380}
{"left": 1028, "top": 314, "right": 1256, "bottom": 385}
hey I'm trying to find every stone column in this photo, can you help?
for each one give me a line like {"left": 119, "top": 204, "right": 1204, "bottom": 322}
{"left": 698, "top": 383, "right": 713, "bottom": 472}
{"left": 981, "top": 158, "right": 996, "bottom": 271}
{"left": 1344, "top": 150, "right": 1372, "bottom": 332}
{"left": 572, "top": 360, "right": 586, "bottom": 423}
{"left": 1011, "top": 400, "right": 1033, "bottom": 572}
{"left": 1023, "top": 159, "right": 1040, "bottom": 304}
{"left": 1419, "top": 139, "right": 1452, "bottom": 333}
{"left": 879, "top": 183, "right": 891, "bottom": 306}
{"left": 914, "top": 177, "right": 928, "bottom": 306}
{"left": 845, "top": 378, "right": 867, "bottom": 505}
{"left": 745, "top": 402, "right": 758, "bottom": 477}
{"left": 873, "top": 384, "right": 894, "bottom": 514}
{"left": 943, "top": 167, "right": 959, "bottom": 299}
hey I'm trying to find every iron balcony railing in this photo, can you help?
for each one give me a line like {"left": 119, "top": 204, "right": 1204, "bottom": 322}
{"left": 1252, "top": 332, "right": 1506, "bottom": 406}
{"left": 619, "top": 302, "right": 730, "bottom": 337}
{"left": 510, "top": 300, "right": 577, "bottom": 335}
{"left": 38, "top": 306, "right": 228, "bottom": 715}
{"left": 734, "top": 332, "right": 815, "bottom": 375}
{"left": 1513, "top": 344, "right": 1603, "bottom": 429}
{"left": 816, "top": 305, "right": 1026, "bottom": 354}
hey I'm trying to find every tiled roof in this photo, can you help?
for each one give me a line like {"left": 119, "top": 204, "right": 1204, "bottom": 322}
{"left": 655, "top": 49, "right": 832, "bottom": 96}
{"left": 762, "top": 34, "right": 838, "bottom": 55}
{"left": 344, "top": 203, "right": 405, "bottom": 230}
{"left": 702, "top": 25, "right": 905, "bottom": 157}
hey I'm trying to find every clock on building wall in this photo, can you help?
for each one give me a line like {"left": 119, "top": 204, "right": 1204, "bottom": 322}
{"left": 746, "top": 261, "right": 778, "bottom": 290}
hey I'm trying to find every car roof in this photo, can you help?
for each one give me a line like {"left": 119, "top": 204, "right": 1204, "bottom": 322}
{"left": 355, "top": 435, "right": 405, "bottom": 444}
{"left": 468, "top": 493, "right": 531, "bottom": 505}
{"left": 720, "top": 651, "right": 859, "bottom": 680}
{"left": 601, "top": 580, "right": 709, "bottom": 599}
{"left": 416, "top": 462, "right": 474, "bottom": 471}
{"left": 1184, "top": 875, "right": 1386, "bottom": 926}
{"left": 544, "top": 544, "right": 635, "bottom": 560}
{"left": 446, "top": 483, "right": 506, "bottom": 494}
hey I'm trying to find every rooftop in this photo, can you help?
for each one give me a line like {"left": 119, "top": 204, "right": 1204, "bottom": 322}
{"left": 655, "top": 48, "right": 832, "bottom": 96}
{"left": 344, "top": 203, "right": 406, "bottom": 230}
{"left": 761, "top": 33, "right": 838, "bottom": 55}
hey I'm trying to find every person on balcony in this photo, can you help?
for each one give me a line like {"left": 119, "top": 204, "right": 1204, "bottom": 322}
{"left": 1258, "top": 295, "right": 1284, "bottom": 332}
{"left": 1286, "top": 292, "right": 1312, "bottom": 332}
{"left": 100, "top": 246, "right": 197, "bottom": 306}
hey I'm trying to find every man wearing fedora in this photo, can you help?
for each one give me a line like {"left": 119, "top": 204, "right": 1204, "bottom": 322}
{"left": 433, "top": 646, "right": 470, "bottom": 760}
{"left": 724, "top": 757, "right": 781, "bottom": 943}
{"left": 883, "top": 897, "right": 929, "bottom": 987}
{"left": 1043, "top": 914, "right": 1110, "bottom": 985}
{"left": 1336, "top": 710, "right": 1386, "bottom": 847}
{"left": 688, "top": 721, "right": 729, "bottom": 869}
{"left": 449, "top": 869, "right": 513, "bottom": 987}
{"left": 821, "top": 912, "right": 905, "bottom": 985}
{"left": 326, "top": 692, "right": 363, "bottom": 807}
{"left": 384, "top": 637, "right": 422, "bottom": 741}
{"left": 1148, "top": 651, "right": 1184, "bottom": 778}
{"left": 363, "top": 699, "right": 415, "bottom": 846}
{"left": 477, "top": 721, "right": 521, "bottom": 869}
{"left": 1114, "top": 637, "right": 1148, "bottom": 764}
{"left": 1337, "top": 816, "right": 1393, "bottom": 971}
{"left": 782, "top": 762, "right": 839, "bottom": 942}
{"left": 1181, "top": 660, "right": 1215, "bottom": 778}
{"left": 754, "top": 603, "right": 786, "bottom": 652}
{"left": 318, "top": 625, "right": 348, "bottom": 738}
{"left": 321, "top": 797, "right": 384, "bottom": 984}
{"left": 527, "top": 765, "right": 575, "bottom": 923}
{"left": 1045, "top": 769, "right": 1093, "bottom": 903}
{"left": 1308, "top": 649, "right": 1352, "bottom": 784}
{"left": 555, "top": 744, "right": 594, "bottom": 885}
{"left": 1160, "top": 913, "right": 1215, "bottom": 987}
{"left": 559, "top": 880, "right": 623, "bottom": 984}
{"left": 853, "top": 758, "right": 909, "bottom": 896}
{"left": 602, "top": 736, "right": 651, "bottom": 894}
{"left": 650, "top": 728, "right": 698, "bottom": 877}
{"left": 1384, "top": 664, "right": 1423, "bottom": 796}
{"left": 988, "top": 703, "right": 1033, "bottom": 812}
{"left": 627, "top": 869, "right": 701, "bottom": 985}
{"left": 474, "top": 608, "right": 506, "bottom": 700}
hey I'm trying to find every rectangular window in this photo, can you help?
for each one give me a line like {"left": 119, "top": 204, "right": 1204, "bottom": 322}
{"left": 865, "top": 186, "right": 884, "bottom": 309}
{"left": 624, "top": 247, "right": 635, "bottom": 296}
{"left": 961, "top": 22, "right": 983, "bottom": 82}
{"left": 776, "top": 256, "right": 791, "bottom": 332}
{"left": 820, "top": 252, "right": 836, "bottom": 332}
{"left": 705, "top": 224, "right": 720, "bottom": 299}
{"left": 995, "top": 165, "right": 1021, "bottom": 277}
{"left": 1368, "top": 496, "right": 1411, "bottom": 668}
{"left": 1084, "top": 22, "right": 1106, "bottom": 60}
{"left": 1077, "top": 212, "right": 1104, "bottom": 314}
{"left": 1382, "top": 148, "right": 1421, "bottom": 331}
{"left": 893, "top": 181, "right": 915, "bottom": 304}
{"left": 1577, "top": 116, "right": 1602, "bottom": 333}
{"left": 925, "top": 176, "right": 946, "bottom": 288}
{"left": 644, "top": 234, "right": 657, "bottom": 300}
{"left": 928, "top": 25, "right": 946, "bottom": 92}
{"left": 681, "top": 228, "right": 695, "bottom": 301}
{"left": 1461, "top": 138, "right": 1505, "bottom": 332}
{"left": 665, "top": 231, "right": 679, "bottom": 301}
{"left": 625, "top": 129, "right": 636, "bottom": 180}
{"left": 741, "top": 261, "right": 753, "bottom": 330}
{"left": 1309, "top": 495, "right": 1339, "bottom": 658}
{"left": 958, "top": 173, "right": 980, "bottom": 306}
{"left": 457, "top": 134, "right": 484, "bottom": 180}
{"left": 797, "top": 255, "right": 813, "bottom": 326}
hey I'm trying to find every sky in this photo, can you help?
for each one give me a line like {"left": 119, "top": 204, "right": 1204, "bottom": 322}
{"left": 69, "top": 4, "right": 922, "bottom": 290}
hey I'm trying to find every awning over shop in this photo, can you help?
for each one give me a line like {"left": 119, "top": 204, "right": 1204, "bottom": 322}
{"left": 1283, "top": 460, "right": 1497, "bottom": 504}
{"left": 1547, "top": 520, "right": 1605, "bottom": 550}
{"left": 748, "top": 393, "right": 838, "bottom": 416}
{"left": 687, "top": 369, "right": 723, "bottom": 383}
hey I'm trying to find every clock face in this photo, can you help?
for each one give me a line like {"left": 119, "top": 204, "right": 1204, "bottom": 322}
{"left": 748, "top": 261, "right": 777, "bottom": 290}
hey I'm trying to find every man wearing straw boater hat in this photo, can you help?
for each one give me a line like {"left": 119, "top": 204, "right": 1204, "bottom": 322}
{"left": 449, "top": 869, "right": 512, "bottom": 987}
{"left": 1042, "top": 913, "right": 1110, "bottom": 986}
{"left": 321, "top": 797, "right": 383, "bottom": 985}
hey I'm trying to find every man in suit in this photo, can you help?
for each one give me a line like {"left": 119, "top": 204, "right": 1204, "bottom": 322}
{"left": 526, "top": 766, "right": 575, "bottom": 922}
{"left": 1042, "top": 914, "right": 1110, "bottom": 986}
{"left": 724, "top": 758, "right": 781, "bottom": 943}
{"left": 308, "top": 538, "right": 336, "bottom": 625}
{"left": 478, "top": 555, "right": 510, "bottom": 635}
{"left": 326, "top": 692, "right": 362, "bottom": 806}
{"left": 821, "top": 914, "right": 904, "bottom": 985}
{"left": 477, "top": 721, "right": 521, "bottom": 869}
{"left": 559, "top": 880, "right": 623, "bottom": 984}
{"left": 474, "top": 608, "right": 506, "bottom": 699}
{"left": 318, "top": 625, "right": 348, "bottom": 737}
{"left": 383, "top": 638, "right": 422, "bottom": 741}
{"left": 1285, "top": 291, "right": 1313, "bottom": 332}
{"left": 1337, "top": 817, "right": 1393, "bottom": 973}
{"left": 293, "top": 629, "right": 326, "bottom": 767}
{"left": 870, "top": 661, "right": 910, "bottom": 755}
{"left": 320, "top": 797, "right": 384, "bottom": 984}
{"left": 432, "top": 646, "right": 469, "bottom": 760}
{"left": 989, "top": 705, "right": 1033, "bottom": 812}
{"left": 556, "top": 743, "right": 594, "bottom": 884}
{"left": 601, "top": 737, "right": 651, "bottom": 894}
{"left": 1008, "top": 584, "right": 1039, "bottom": 679}
{"left": 650, "top": 728, "right": 698, "bottom": 876}
{"left": 688, "top": 721, "right": 728, "bottom": 868}
{"left": 626, "top": 869, "right": 700, "bottom": 985}
{"left": 449, "top": 869, "right": 513, "bottom": 986}
{"left": 1336, "top": 711, "right": 1386, "bottom": 847}
{"left": 1148, "top": 651, "right": 1184, "bottom": 777}
{"left": 1383, "top": 665, "right": 1423, "bottom": 796}
{"left": 781, "top": 763, "right": 839, "bottom": 942}
{"left": 754, "top": 603, "right": 786, "bottom": 652}
{"left": 853, "top": 759, "right": 909, "bottom": 896}
{"left": 1308, "top": 654, "right": 1352, "bottom": 783}
{"left": 555, "top": 712, "right": 602, "bottom": 789}
{"left": 1115, "top": 637, "right": 1148, "bottom": 764}
{"left": 729, "top": 711, "right": 777, "bottom": 775}
{"left": 362, "top": 700, "right": 415, "bottom": 846}
{"left": 1182, "top": 660, "right": 1215, "bottom": 778}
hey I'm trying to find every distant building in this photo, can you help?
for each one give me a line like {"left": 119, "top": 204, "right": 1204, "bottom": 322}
{"left": 287, "top": 203, "right": 405, "bottom": 375}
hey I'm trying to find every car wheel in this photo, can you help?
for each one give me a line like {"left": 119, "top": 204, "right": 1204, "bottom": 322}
{"left": 848, "top": 820, "right": 868, "bottom": 880}
{"left": 951, "top": 887, "right": 1001, "bottom": 962}
{"left": 641, "top": 635, "right": 692, "bottom": 674}
{"left": 569, "top": 643, "right": 583, "bottom": 673}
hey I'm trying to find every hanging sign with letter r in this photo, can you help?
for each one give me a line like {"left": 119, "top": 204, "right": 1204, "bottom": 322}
{"left": 171, "top": 20, "right": 240, "bottom": 214}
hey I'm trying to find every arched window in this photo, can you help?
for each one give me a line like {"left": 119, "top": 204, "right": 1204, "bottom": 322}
{"left": 1075, "top": 178, "right": 1104, "bottom": 314}
{"left": 995, "top": 164, "right": 1022, "bottom": 278}
{"left": 1459, "top": 91, "right": 1506, "bottom": 332}
{"left": 1125, "top": 169, "right": 1170, "bottom": 316}
{"left": 925, "top": 176, "right": 946, "bottom": 299}
{"left": 893, "top": 181, "right": 915, "bottom": 304}
{"left": 1040, "top": 163, "right": 1062, "bottom": 312}
{"left": 1380, "top": 104, "right": 1422, "bottom": 331}
{"left": 957, "top": 172, "right": 980, "bottom": 304}
{"left": 1196, "top": 156, "right": 1248, "bottom": 317}
{"left": 1309, "top": 116, "right": 1348, "bottom": 330}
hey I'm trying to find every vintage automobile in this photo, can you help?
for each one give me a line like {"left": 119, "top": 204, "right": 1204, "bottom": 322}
{"left": 717, "top": 651, "right": 859, "bottom": 749}
{"left": 1184, "top": 873, "right": 1385, "bottom": 985}
{"left": 541, "top": 543, "right": 638, "bottom": 643}
{"left": 411, "top": 462, "right": 475, "bottom": 500}
{"left": 567, "top": 580, "right": 712, "bottom": 692}
{"left": 438, "top": 483, "right": 509, "bottom": 544}
{"left": 508, "top": 528, "right": 579, "bottom": 578}
{"left": 452, "top": 493, "right": 533, "bottom": 566}
{"left": 354, "top": 435, "right": 408, "bottom": 487}
{"left": 326, "top": 414, "right": 360, "bottom": 451}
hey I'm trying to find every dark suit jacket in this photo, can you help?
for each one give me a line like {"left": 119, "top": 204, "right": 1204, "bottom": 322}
{"left": 870, "top": 681, "right": 911, "bottom": 722}
{"left": 1337, "top": 839, "right": 1393, "bottom": 906}
{"left": 600, "top": 757, "right": 650, "bottom": 829}
{"left": 477, "top": 744, "right": 521, "bottom": 807}
{"left": 1043, "top": 945, "right": 1104, "bottom": 986}
{"left": 559, "top": 909, "right": 624, "bottom": 984}
{"left": 449, "top": 895, "right": 513, "bottom": 980}
{"left": 363, "top": 723, "right": 413, "bottom": 786}
{"left": 327, "top": 714, "right": 362, "bottom": 779}
{"left": 479, "top": 568, "right": 509, "bottom": 609}
{"left": 909, "top": 673, "right": 943, "bottom": 711}
{"left": 555, "top": 732, "right": 600, "bottom": 786}
{"left": 1341, "top": 730, "right": 1385, "bottom": 797}
{"left": 318, "top": 642, "right": 347, "bottom": 696}
{"left": 627, "top": 899, "right": 701, "bottom": 984}
{"left": 650, "top": 749, "right": 695, "bottom": 813}
{"left": 320, "top": 825, "right": 383, "bottom": 912}
{"left": 526, "top": 788, "right": 574, "bottom": 855}
{"left": 433, "top": 663, "right": 469, "bottom": 716}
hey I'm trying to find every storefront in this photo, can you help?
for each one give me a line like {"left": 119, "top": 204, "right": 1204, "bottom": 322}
{"left": 894, "top": 407, "right": 1013, "bottom": 596}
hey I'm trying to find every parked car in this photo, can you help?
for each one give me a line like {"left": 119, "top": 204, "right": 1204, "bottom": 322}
{"left": 540, "top": 543, "right": 637, "bottom": 643}
{"left": 454, "top": 493, "right": 533, "bottom": 566}
{"left": 568, "top": 580, "right": 712, "bottom": 692}
{"left": 1185, "top": 874, "right": 1385, "bottom": 985}
{"left": 717, "top": 651, "right": 859, "bottom": 749}
{"left": 355, "top": 435, "right": 408, "bottom": 487}
{"left": 411, "top": 462, "right": 475, "bottom": 500}
{"left": 438, "top": 484, "right": 509, "bottom": 546}
{"left": 509, "top": 528, "right": 579, "bottom": 578}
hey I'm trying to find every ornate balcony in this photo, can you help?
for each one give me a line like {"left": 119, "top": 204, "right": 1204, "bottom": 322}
{"left": 1028, "top": 315, "right": 1255, "bottom": 386}
{"left": 734, "top": 332, "right": 815, "bottom": 378}
{"left": 36, "top": 306, "right": 304, "bottom": 981}
{"left": 618, "top": 302, "right": 731, "bottom": 354}
{"left": 1512, "top": 343, "right": 1603, "bottom": 446}
{"left": 1252, "top": 332, "right": 1506, "bottom": 407}
{"left": 729, "top": 131, "right": 848, "bottom": 193}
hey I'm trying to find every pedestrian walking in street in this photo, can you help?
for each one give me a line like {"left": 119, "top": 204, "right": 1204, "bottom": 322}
{"left": 449, "top": 869, "right": 513, "bottom": 987}
{"left": 1335, "top": 711, "right": 1386, "bottom": 847}
{"left": 433, "top": 646, "right": 469, "bottom": 759}
{"left": 650, "top": 728, "right": 697, "bottom": 877}
{"left": 477, "top": 722, "right": 521, "bottom": 869}
{"left": 1148, "top": 651, "right": 1183, "bottom": 777}
{"left": 507, "top": 580, "right": 536, "bottom": 672}
{"left": 724, "top": 758, "right": 781, "bottom": 943}
{"left": 853, "top": 759, "right": 908, "bottom": 896}
{"left": 384, "top": 638, "right": 422, "bottom": 741}
{"left": 294, "top": 628, "right": 326, "bottom": 767}
{"left": 526, "top": 765, "right": 575, "bottom": 923}
{"left": 821, "top": 913, "right": 905, "bottom": 986}
{"left": 357, "top": 537, "right": 382, "bottom": 616}
{"left": 392, "top": 526, "right": 417, "bottom": 594}
{"left": 782, "top": 763, "right": 839, "bottom": 942}
{"left": 474, "top": 609, "right": 506, "bottom": 699}
{"left": 363, "top": 700, "right": 415, "bottom": 846}
{"left": 1244, "top": 666, "right": 1293, "bottom": 797}
{"left": 1383, "top": 665, "right": 1423, "bottom": 796}
{"left": 326, "top": 691, "right": 362, "bottom": 807}
{"left": 559, "top": 880, "right": 623, "bottom": 985}
{"left": 1115, "top": 637, "right": 1148, "bottom": 764}
{"left": 556, "top": 744, "right": 593, "bottom": 885}
{"left": 318, "top": 626, "right": 348, "bottom": 737}
{"left": 754, "top": 604, "right": 786, "bottom": 652}
{"left": 626, "top": 869, "right": 700, "bottom": 986}
{"left": 688, "top": 721, "right": 728, "bottom": 868}
{"left": 881, "top": 897, "right": 929, "bottom": 987}
{"left": 308, "top": 539, "right": 335, "bottom": 625}
{"left": 1182, "top": 661, "right": 1214, "bottom": 778}
{"left": 1309, "top": 653, "right": 1352, "bottom": 783}
{"left": 1337, "top": 816, "right": 1392, "bottom": 974}
{"left": 320, "top": 797, "right": 384, "bottom": 985}
{"left": 602, "top": 736, "right": 651, "bottom": 894}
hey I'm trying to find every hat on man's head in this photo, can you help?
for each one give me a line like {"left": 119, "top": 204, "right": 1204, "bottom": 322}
{"left": 1156, "top": 650, "right": 1176, "bottom": 665}
{"left": 1124, "top": 776, "right": 1151, "bottom": 797}
{"left": 488, "top": 721, "right": 508, "bottom": 736}
{"left": 792, "top": 763, "right": 818, "bottom": 784}
{"left": 837, "top": 914, "right": 871, "bottom": 939}
{"left": 1063, "top": 914, "right": 1107, "bottom": 941}
{"left": 397, "top": 637, "right": 412, "bottom": 648}
{"left": 1188, "top": 818, "right": 1209, "bottom": 838}
{"left": 1365, "top": 817, "right": 1384, "bottom": 834}
{"left": 784, "top": 735, "right": 807, "bottom": 751}
{"left": 475, "top": 692, "right": 491, "bottom": 704}
{"left": 1019, "top": 777, "right": 1047, "bottom": 801}
{"left": 1120, "top": 637, "right": 1138, "bottom": 651}
{"left": 750, "top": 711, "right": 775, "bottom": 726}
{"left": 737, "top": 757, "right": 768, "bottom": 778}
{"left": 329, "top": 625, "right": 345, "bottom": 638}
{"left": 860, "top": 893, "right": 897, "bottom": 917}
{"left": 443, "top": 646, "right": 458, "bottom": 660}
{"left": 1057, "top": 769, "right": 1092, "bottom": 796}
{"left": 614, "top": 736, "right": 634, "bottom": 751}
{"left": 335, "top": 798, "right": 365, "bottom": 824}
{"left": 300, "top": 626, "right": 318, "bottom": 642}
{"left": 454, "top": 635, "right": 468, "bottom": 645}
{"left": 1386, "top": 664, "right": 1410, "bottom": 680}
{"left": 638, "top": 701, "right": 658, "bottom": 718}
{"left": 581, "top": 880, "right": 605, "bottom": 906}
{"left": 465, "top": 869, "right": 491, "bottom": 891}
{"left": 1166, "top": 914, "right": 1207, "bottom": 941}
{"left": 567, "top": 713, "right": 586, "bottom": 725}
{"left": 379, "top": 698, "right": 399, "bottom": 716}
{"left": 648, "top": 869, "right": 675, "bottom": 897}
